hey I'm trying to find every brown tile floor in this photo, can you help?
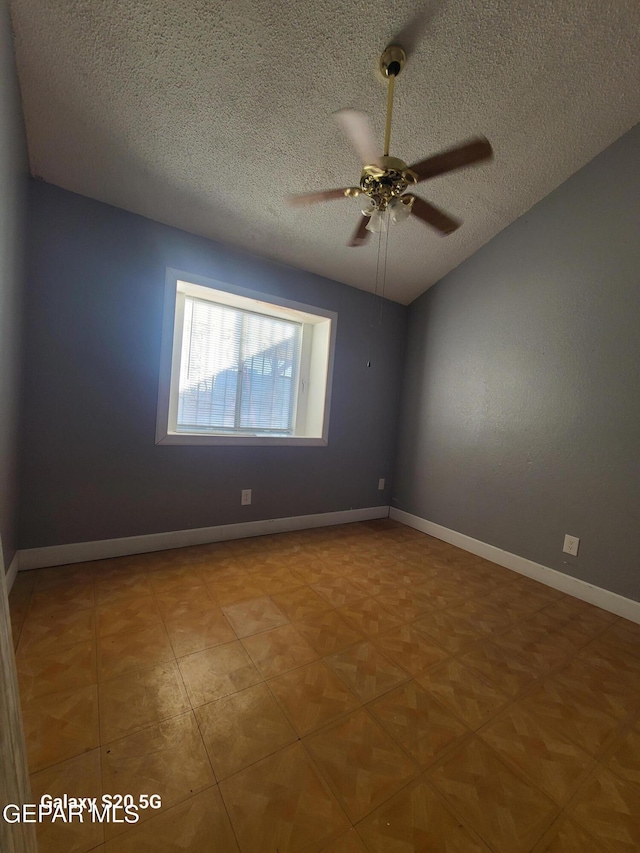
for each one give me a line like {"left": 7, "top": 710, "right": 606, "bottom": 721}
{"left": 7, "top": 519, "right": 640, "bottom": 852}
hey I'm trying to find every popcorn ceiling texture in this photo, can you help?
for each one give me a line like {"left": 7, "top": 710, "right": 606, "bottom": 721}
{"left": 8, "top": 0, "right": 640, "bottom": 304}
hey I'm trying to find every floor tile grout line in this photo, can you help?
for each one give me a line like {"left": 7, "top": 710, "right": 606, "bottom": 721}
{"left": 214, "top": 779, "right": 244, "bottom": 853}
{"left": 113, "top": 784, "right": 232, "bottom": 851}
{"left": 476, "top": 654, "right": 615, "bottom": 734}
{"left": 96, "top": 572, "right": 178, "bottom": 700}
{"left": 595, "top": 706, "right": 640, "bottom": 774}
{"left": 363, "top": 684, "right": 474, "bottom": 771}
{"left": 475, "top": 725, "right": 600, "bottom": 811}
{"left": 557, "top": 758, "right": 621, "bottom": 827}
{"left": 357, "top": 772, "right": 503, "bottom": 853}
{"left": 105, "top": 699, "right": 219, "bottom": 841}
{"left": 190, "top": 697, "right": 223, "bottom": 792}
{"left": 490, "top": 689, "right": 624, "bottom": 765}
{"left": 194, "top": 682, "right": 300, "bottom": 784}
{"left": 420, "top": 773, "right": 517, "bottom": 853}
{"left": 144, "top": 565, "right": 251, "bottom": 718}
{"left": 297, "top": 717, "right": 418, "bottom": 830}
{"left": 529, "top": 811, "right": 605, "bottom": 853}
{"left": 263, "top": 668, "right": 363, "bottom": 742}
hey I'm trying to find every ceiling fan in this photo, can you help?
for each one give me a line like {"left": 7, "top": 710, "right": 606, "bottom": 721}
{"left": 288, "top": 45, "right": 493, "bottom": 247}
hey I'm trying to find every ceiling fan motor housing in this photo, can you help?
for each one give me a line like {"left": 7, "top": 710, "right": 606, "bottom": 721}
{"left": 360, "top": 156, "right": 417, "bottom": 209}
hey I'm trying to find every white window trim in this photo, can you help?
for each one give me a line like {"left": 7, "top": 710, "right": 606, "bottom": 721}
{"left": 156, "top": 268, "right": 337, "bottom": 446}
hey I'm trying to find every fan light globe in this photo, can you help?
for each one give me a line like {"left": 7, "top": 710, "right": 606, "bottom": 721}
{"left": 389, "top": 197, "right": 412, "bottom": 225}
{"left": 365, "top": 210, "right": 386, "bottom": 233}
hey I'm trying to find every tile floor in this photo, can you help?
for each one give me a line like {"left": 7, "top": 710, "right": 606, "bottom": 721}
{"left": 7, "top": 519, "right": 640, "bottom": 852}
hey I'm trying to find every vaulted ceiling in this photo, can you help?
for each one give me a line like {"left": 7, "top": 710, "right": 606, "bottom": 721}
{"left": 9, "top": 0, "right": 640, "bottom": 303}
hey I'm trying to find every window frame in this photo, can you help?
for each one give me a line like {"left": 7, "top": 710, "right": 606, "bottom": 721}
{"left": 156, "top": 268, "right": 337, "bottom": 446}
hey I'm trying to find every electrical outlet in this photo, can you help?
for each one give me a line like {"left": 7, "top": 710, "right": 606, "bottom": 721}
{"left": 563, "top": 534, "right": 579, "bottom": 556}
{"left": 241, "top": 489, "right": 252, "bottom": 506}
{"left": 378, "top": 478, "right": 385, "bottom": 490}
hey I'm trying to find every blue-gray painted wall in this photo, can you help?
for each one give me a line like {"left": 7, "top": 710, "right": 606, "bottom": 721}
{"left": 19, "top": 181, "right": 406, "bottom": 548}
{"left": 394, "top": 124, "right": 640, "bottom": 601}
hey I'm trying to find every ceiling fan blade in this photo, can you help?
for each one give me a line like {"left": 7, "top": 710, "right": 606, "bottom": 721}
{"left": 287, "top": 187, "right": 359, "bottom": 206}
{"left": 391, "top": 2, "right": 445, "bottom": 58}
{"left": 334, "top": 109, "right": 381, "bottom": 167}
{"left": 409, "top": 137, "right": 493, "bottom": 183}
{"left": 408, "top": 195, "right": 461, "bottom": 235}
{"left": 347, "top": 214, "right": 370, "bottom": 247}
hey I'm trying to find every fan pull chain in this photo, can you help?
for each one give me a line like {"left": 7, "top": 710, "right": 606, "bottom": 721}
{"left": 366, "top": 224, "right": 385, "bottom": 367}
{"left": 380, "top": 212, "right": 390, "bottom": 323}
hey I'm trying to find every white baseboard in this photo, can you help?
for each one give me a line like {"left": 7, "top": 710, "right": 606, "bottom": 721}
{"left": 18, "top": 505, "right": 390, "bottom": 571}
{"left": 6, "top": 553, "right": 19, "bottom": 593}
{"left": 390, "top": 508, "right": 640, "bottom": 625}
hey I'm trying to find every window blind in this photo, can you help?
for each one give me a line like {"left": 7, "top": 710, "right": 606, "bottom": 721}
{"left": 176, "top": 296, "right": 302, "bottom": 434}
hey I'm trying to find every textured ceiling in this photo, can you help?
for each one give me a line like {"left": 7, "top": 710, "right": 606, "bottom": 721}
{"left": 9, "top": 0, "right": 640, "bottom": 304}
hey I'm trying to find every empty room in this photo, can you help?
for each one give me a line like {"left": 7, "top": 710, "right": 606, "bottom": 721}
{"left": 1, "top": 1, "right": 639, "bottom": 851}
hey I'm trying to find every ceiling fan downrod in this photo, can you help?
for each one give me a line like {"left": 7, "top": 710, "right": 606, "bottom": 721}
{"left": 379, "top": 45, "right": 406, "bottom": 157}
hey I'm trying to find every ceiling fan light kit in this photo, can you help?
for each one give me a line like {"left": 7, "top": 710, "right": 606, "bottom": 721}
{"left": 289, "top": 41, "right": 494, "bottom": 249}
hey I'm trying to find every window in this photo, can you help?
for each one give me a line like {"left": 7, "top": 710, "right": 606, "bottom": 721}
{"left": 156, "top": 270, "right": 336, "bottom": 445}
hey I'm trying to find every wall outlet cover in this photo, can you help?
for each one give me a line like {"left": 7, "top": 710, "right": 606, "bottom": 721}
{"left": 378, "top": 478, "right": 385, "bottom": 490}
{"left": 563, "top": 534, "right": 579, "bottom": 556}
{"left": 241, "top": 489, "right": 252, "bottom": 506}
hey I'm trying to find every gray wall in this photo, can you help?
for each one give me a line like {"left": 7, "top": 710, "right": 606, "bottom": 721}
{"left": 19, "top": 181, "right": 406, "bottom": 549}
{"left": 394, "top": 123, "right": 640, "bottom": 601}
{"left": 0, "top": 1, "right": 27, "bottom": 567}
